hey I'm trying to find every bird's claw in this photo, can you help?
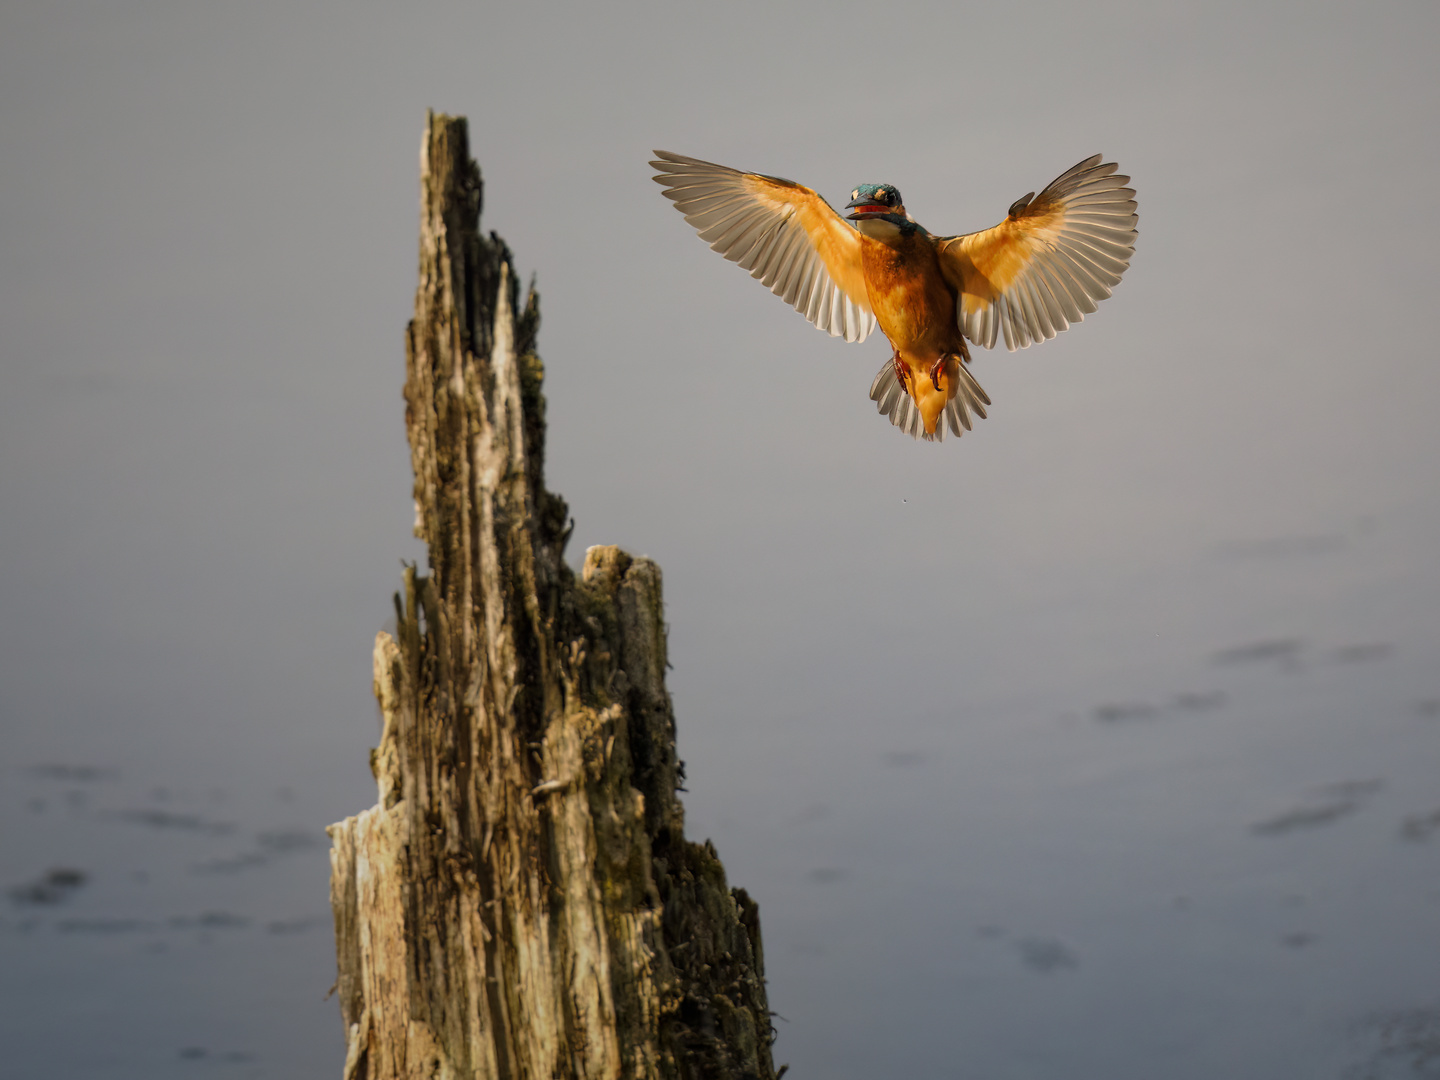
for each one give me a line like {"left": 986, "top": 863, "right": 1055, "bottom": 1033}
{"left": 892, "top": 350, "right": 909, "bottom": 393}
{"left": 929, "top": 356, "right": 948, "bottom": 391}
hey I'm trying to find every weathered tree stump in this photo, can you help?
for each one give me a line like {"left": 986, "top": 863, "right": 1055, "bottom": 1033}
{"left": 327, "top": 113, "right": 777, "bottom": 1080}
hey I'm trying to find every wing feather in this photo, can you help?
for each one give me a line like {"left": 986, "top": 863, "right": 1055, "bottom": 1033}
{"left": 758, "top": 227, "right": 801, "bottom": 295}
{"left": 938, "top": 155, "right": 1138, "bottom": 352}
{"left": 1032, "top": 276, "right": 1065, "bottom": 338}
{"left": 652, "top": 151, "right": 877, "bottom": 343}
{"left": 1036, "top": 259, "right": 1086, "bottom": 324}
{"left": 1051, "top": 245, "right": 1109, "bottom": 301}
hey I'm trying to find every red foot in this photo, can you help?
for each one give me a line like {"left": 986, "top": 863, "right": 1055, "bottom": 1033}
{"left": 929, "top": 355, "right": 948, "bottom": 391}
{"left": 892, "top": 350, "right": 910, "bottom": 394}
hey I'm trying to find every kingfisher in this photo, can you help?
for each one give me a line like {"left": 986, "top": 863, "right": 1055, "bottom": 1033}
{"left": 651, "top": 151, "right": 1137, "bottom": 441}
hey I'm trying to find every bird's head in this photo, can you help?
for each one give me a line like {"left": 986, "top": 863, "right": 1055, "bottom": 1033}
{"left": 845, "top": 183, "right": 918, "bottom": 239}
{"left": 845, "top": 183, "right": 905, "bottom": 221}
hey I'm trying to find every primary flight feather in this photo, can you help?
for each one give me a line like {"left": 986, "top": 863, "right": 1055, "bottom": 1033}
{"left": 651, "top": 151, "right": 1137, "bottom": 441}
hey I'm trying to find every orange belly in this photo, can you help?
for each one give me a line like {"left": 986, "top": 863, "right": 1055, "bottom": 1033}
{"left": 863, "top": 237, "right": 969, "bottom": 434}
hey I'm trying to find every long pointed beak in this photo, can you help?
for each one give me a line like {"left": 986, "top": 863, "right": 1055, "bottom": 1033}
{"left": 845, "top": 196, "right": 885, "bottom": 221}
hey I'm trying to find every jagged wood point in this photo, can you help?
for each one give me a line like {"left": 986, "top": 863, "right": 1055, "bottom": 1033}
{"left": 327, "top": 112, "right": 777, "bottom": 1080}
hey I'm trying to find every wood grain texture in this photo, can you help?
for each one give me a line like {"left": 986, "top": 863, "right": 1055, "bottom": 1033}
{"left": 328, "top": 113, "right": 776, "bottom": 1080}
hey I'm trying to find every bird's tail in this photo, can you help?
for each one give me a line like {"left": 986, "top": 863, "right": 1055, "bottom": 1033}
{"left": 869, "top": 358, "right": 990, "bottom": 442}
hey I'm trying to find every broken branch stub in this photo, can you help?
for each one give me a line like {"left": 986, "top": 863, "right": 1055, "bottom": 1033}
{"left": 327, "top": 112, "right": 777, "bottom": 1080}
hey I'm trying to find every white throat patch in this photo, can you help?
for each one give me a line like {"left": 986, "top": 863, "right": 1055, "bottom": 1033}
{"left": 855, "top": 216, "right": 903, "bottom": 242}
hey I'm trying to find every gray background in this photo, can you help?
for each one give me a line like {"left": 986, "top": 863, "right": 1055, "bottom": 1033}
{"left": 2, "top": 0, "right": 1439, "bottom": 1077}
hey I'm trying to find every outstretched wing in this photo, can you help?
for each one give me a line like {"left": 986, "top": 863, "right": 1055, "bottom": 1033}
{"left": 651, "top": 152, "right": 877, "bottom": 343}
{"left": 937, "top": 155, "right": 1137, "bottom": 351}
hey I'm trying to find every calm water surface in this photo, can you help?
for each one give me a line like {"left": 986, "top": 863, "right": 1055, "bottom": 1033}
{"left": 3, "top": 499, "right": 1437, "bottom": 1079}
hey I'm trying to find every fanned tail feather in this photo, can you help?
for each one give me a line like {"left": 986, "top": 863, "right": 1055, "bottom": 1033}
{"left": 868, "top": 360, "right": 991, "bottom": 443}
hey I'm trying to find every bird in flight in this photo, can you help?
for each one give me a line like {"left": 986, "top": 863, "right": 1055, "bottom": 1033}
{"left": 651, "top": 152, "right": 1137, "bottom": 441}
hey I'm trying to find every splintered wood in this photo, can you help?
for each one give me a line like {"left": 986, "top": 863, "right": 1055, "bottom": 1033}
{"left": 327, "top": 113, "right": 776, "bottom": 1080}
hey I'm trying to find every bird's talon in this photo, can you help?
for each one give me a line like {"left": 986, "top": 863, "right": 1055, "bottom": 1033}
{"left": 892, "top": 351, "right": 909, "bottom": 392}
{"left": 929, "top": 356, "right": 947, "bottom": 391}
